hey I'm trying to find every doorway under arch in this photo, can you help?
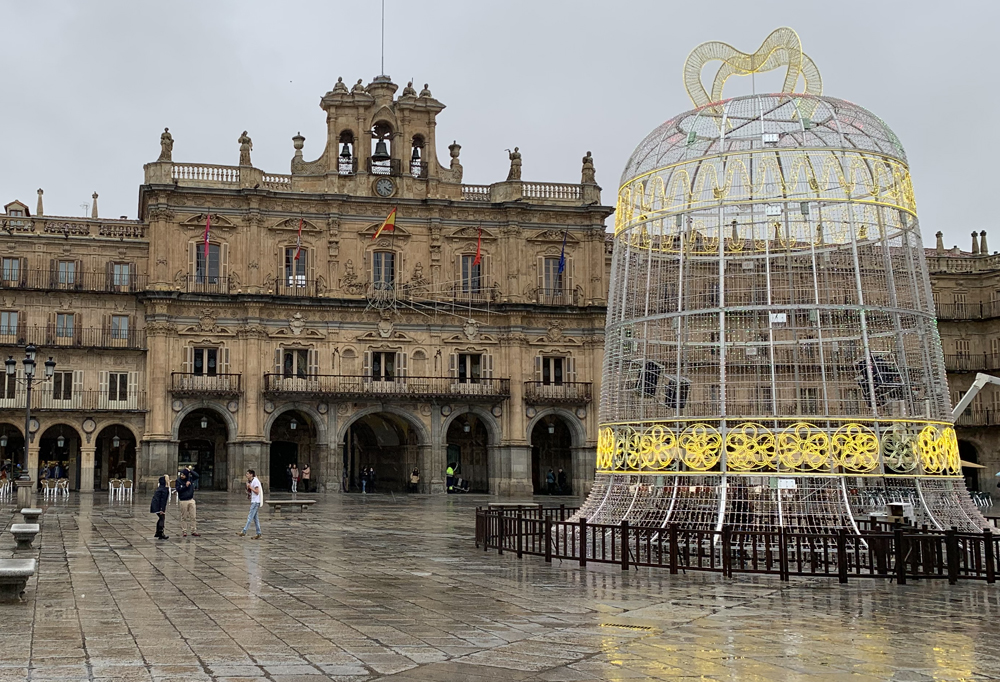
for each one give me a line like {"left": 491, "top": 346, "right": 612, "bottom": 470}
{"left": 959, "top": 440, "right": 981, "bottom": 492}
{"left": 178, "top": 408, "right": 230, "bottom": 490}
{"left": 343, "top": 412, "right": 421, "bottom": 492}
{"left": 38, "top": 423, "right": 82, "bottom": 490}
{"left": 530, "top": 415, "right": 573, "bottom": 495}
{"left": 94, "top": 425, "right": 137, "bottom": 490}
{"left": 445, "top": 414, "right": 490, "bottom": 493}
{"left": 268, "top": 409, "right": 318, "bottom": 492}
{"left": 0, "top": 422, "right": 24, "bottom": 480}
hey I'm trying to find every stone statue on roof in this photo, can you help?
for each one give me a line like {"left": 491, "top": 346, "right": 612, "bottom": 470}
{"left": 581, "top": 151, "right": 596, "bottom": 184}
{"left": 333, "top": 76, "right": 348, "bottom": 93}
{"left": 158, "top": 128, "right": 173, "bottom": 162}
{"left": 506, "top": 147, "right": 522, "bottom": 182}
{"left": 402, "top": 81, "right": 417, "bottom": 97}
{"left": 351, "top": 79, "right": 366, "bottom": 94}
{"left": 238, "top": 131, "right": 253, "bottom": 166}
{"left": 419, "top": 83, "right": 432, "bottom": 98}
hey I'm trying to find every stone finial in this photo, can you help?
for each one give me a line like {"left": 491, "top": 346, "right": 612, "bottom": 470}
{"left": 506, "top": 146, "right": 522, "bottom": 182}
{"left": 449, "top": 140, "right": 461, "bottom": 160}
{"left": 158, "top": 127, "right": 173, "bottom": 162}
{"left": 333, "top": 76, "right": 348, "bottom": 93}
{"left": 292, "top": 132, "right": 305, "bottom": 152}
{"left": 91, "top": 192, "right": 98, "bottom": 218}
{"left": 981, "top": 230, "right": 989, "bottom": 255}
{"left": 419, "top": 83, "right": 432, "bottom": 98}
{"left": 936, "top": 231, "right": 944, "bottom": 255}
{"left": 972, "top": 231, "right": 980, "bottom": 255}
{"left": 448, "top": 141, "right": 463, "bottom": 182}
{"left": 581, "top": 151, "right": 596, "bottom": 184}
{"left": 36, "top": 189, "right": 43, "bottom": 217}
{"left": 402, "top": 81, "right": 417, "bottom": 97}
{"left": 238, "top": 131, "right": 253, "bottom": 166}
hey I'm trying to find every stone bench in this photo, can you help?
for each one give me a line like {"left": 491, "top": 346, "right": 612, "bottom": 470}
{"left": 10, "top": 524, "right": 39, "bottom": 550}
{"left": 265, "top": 499, "right": 316, "bottom": 516}
{"left": 20, "top": 508, "right": 42, "bottom": 524}
{"left": 0, "top": 558, "right": 36, "bottom": 602}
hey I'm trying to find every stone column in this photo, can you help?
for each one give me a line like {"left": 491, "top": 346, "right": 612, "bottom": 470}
{"left": 502, "top": 444, "right": 533, "bottom": 497}
{"left": 571, "top": 445, "right": 594, "bottom": 498}
{"left": 419, "top": 444, "right": 439, "bottom": 494}
{"left": 79, "top": 446, "right": 96, "bottom": 492}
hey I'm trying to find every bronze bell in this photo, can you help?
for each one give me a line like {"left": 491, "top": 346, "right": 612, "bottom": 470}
{"left": 371, "top": 138, "right": 390, "bottom": 163}
{"left": 340, "top": 143, "right": 352, "bottom": 159}
{"left": 411, "top": 146, "right": 421, "bottom": 162}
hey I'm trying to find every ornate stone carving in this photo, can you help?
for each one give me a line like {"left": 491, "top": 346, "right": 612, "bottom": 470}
{"left": 146, "top": 321, "right": 175, "bottom": 336}
{"left": 236, "top": 324, "right": 268, "bottom": 339}
{"left": 506, "top": 147, "right": 522, "bottom": 181}
{"left": 158, "top": 128, "right": 173, "bottom": 162}
{"left": 148, "top": 207, "right": 175, "bottom": 222}
{"left": 289, "top": 313, "right": 306, "bottom": 336}
{"left": 581, "top": 151, "right": 596, "bottom": 184}
{"left": 238, "top": 130, "right": 253, "bottom": 166}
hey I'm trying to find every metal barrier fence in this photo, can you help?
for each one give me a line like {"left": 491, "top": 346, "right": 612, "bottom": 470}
{"left": 475, "top": 506, "right": 999, "bottom": 585}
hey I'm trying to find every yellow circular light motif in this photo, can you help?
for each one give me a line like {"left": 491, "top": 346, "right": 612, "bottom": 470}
{"left": 882, "top": 425, "right": 918, "bottom": 473}
{"left": 917, "top": 425, "right": 952, "bottom": 474}
{"left": 679, "top": 423, "right": 722, "bottom": 471}
{"left": 725, "top": 422, "right": 776, "bottom": 471}
{"left": 776, "top": 422, "right": 830, "bottom": 471}
{"left": 832, "top": 424, "right": 879, "bottom": 472}
{"left": 596, "top": 427, "right": 614, "bottom": 470}
{"left": 638, "top": 424, "right": 677, "bottom": 470}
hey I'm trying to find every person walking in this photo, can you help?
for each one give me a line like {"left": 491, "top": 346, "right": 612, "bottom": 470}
{"left": 176, "top": 466, "right": 200, "bottom": 537}
{"left": 409, "top": 468, "right": 420, "bottom": 493}
{"left": 290, "top": 464, "right": 299, "bottom": 493}
{"left": 557, "top": 468, "right": 568, "bottom": 495}
{"left": 301, "top": 464, "right": 310, "bottom": 493}
{"left": 368, "top": 466, "right": 377, "bottom": 493}
{"left": 361, "top": 466, "right": 369, "bottom": 494}
{"left": 237, "top": 469, "right": 263, "bottom": 539}
{"left": 285, "top": 463, "right": 292, "bottom": 491}
{"left": 546, "top": 468, "right": 556, "bottom": 495}
{"left": 446, "top": 464, "right": 455, "bottom": 493}
{"left": 150, "top": 475, "right": 170, "bottom": 540}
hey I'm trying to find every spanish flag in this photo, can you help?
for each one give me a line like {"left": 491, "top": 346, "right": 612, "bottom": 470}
{"left": 372, "top": 207, "right": 397, "bottom": 240}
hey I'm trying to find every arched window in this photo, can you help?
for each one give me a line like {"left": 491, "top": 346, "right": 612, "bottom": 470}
{"left": 410, "top": 135, "right": 425, "bottom": 178}
{"left": 339, "top": 130, "right": 355, "bottom": 175}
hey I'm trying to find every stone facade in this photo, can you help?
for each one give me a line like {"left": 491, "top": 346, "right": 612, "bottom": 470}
{"left": 927, "top": 229, "right": 1000, "bottom": 494}
{"left": 0, "top": 77, "right": 613, "bottom": 496}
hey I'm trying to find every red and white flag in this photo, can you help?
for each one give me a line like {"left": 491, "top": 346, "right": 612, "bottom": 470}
{"left": 202, "top": 214, "right": 211, "bottom": 262}
{"left": 473, "top": 225, "right": 482, "bottom": 266}
{"left": 294, "top": 218, "right": 304, "bottom": 261}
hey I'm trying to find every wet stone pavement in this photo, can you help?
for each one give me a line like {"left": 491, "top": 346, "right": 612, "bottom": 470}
{"left": 1, "top": 492, "right": 999, "bottom": 681}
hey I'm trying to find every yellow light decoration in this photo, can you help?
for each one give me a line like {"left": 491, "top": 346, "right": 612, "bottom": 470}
{"left": 725, "top": 422, "right": 776, "bottom": 471}
{"left": 678, "top": 423, "right": 722, "bottom": 471}
{"left": 776, "top": 422, "right": 830, "bottom": 471}
{"left": 832, "top": 424, "right": 880, "bottom": 473}
{"left": 881, "top": 425, "right": 919, "bottom": 473}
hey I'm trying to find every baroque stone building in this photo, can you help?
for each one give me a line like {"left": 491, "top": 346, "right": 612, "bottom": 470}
{"left": 927, "top": 229, "right": 1000, "bottom": 494}
{"left": 0, "top": 76, "right": 613, "bottom": 495}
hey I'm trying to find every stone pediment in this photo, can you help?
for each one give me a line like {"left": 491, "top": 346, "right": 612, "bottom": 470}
{"left": 269, "top": 327, "right": 326, "bottom": 339}
{"left": 181, "top": 213, "right": 237, "bottom": 230}
{"left": 527, "top": 229, "right": 578, "bottom": 243}
{"left": 356, "top": 330, "right": 415, "bottom": 342}
{"left": 271, "top": 217, "right": 323, "bottom": 231}
{"left": 358, "top": 221, "right": 411, "bottom": 238}
{"left": 443, "top": 334, "right": 497, "bottom": 344}
{"left": 448, "top": 226, "right": 497, "bottom": 240}
{"left": 529, "top": 336, "right": 581, "bottom": 346}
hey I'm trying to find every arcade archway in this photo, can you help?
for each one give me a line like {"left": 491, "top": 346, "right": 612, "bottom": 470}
{"left": 177, "top": 408, "right": 230, "bottom": 490}
{"left": 94, "top": 425, "right": 137, "bottom": 490}
{"left": 38, "top": 423, "right": 81, "bottom": 490}
{"left": 530, "top": 415, "right": 573, "bottom": 494}
{"left": 342, "top": 412, "right": 422, "bottom": 492}
{"left": 268, "top": 409, "right": 318, "bottom": 492}
{"left": 0, "top": 422, "right": 24, "bottom": 480}
{"left": 959, "top": 440, "right": 981, "bottom": 492}
{"left": 444, "top": 414, "right": 490, "bottom": 493}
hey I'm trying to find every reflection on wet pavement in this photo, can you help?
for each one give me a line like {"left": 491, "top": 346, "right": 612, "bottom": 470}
{"left": 1, "top": 492, "right": 998, "bottom": 681}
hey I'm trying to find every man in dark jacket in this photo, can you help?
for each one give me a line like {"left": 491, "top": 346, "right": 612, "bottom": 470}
{"left": 176, "top": 467, "right": 200, "bottom": 537}
{"left": 150, "top": 475, "right": 170, "bottom": 539}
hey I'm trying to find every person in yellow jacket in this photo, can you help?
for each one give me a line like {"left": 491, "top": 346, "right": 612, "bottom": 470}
{"left": 446, "top": 464, "right": 455, "bottom": 493}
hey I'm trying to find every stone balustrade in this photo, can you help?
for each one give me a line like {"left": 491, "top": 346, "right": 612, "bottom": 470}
{"left": 172, "top": 163, "right": 241, "bottom": 185}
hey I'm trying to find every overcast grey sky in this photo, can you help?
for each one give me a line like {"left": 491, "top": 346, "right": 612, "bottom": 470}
{"left": 1, "top": 0, "right": 996, "bottom": 250}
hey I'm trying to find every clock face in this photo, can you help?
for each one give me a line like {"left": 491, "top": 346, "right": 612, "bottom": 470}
{"left": 374, "top": 178, "right": 395, "bottom": 197}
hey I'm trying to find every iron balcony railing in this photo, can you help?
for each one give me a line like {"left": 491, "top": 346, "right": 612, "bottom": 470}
{"left": 0, "top": 326, "right": 145, "bottom": 350}
{"left": 524, "top": 381, "right": 593, "bottom": 404}
{"left": 263, "top": 374, "right": 510, "bottom": 401}
{"left": 367, "top": 157, "right": 402, "bottom": 176}
{"left": 943, "top": 353, "right": 1000, "bottom": 372}
{"left": 170, "top": 372, "right": 243, "bottom": 395}
{"left": 936, "top": 302, "right": 1000, "bottom": 320}
{"left": 0, "top": 390, "right": 146, "bottom": 411}
{"left": 271, "top": 278, "right": 319, "bottom": 297}
{"left": 0, "top": 269, "right": 147, "bottom": 293}
{"left": 955, "top": 408, "right": 1000, "bottom": 427}
{"left": 529, "top": 287, "right": 581, "bottom": 306}
{"left": 181, "top": 275, "right": 233, "bottom": 295}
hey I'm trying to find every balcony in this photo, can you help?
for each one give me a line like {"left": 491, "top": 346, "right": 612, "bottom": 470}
{"left": 529, "top": 287, "right": 581, "bottom": 306}
{"left": 943, "top": 354, "right": 1000, "bottom": 372}
{"left": 955, "top": 409, "right": 1000, "bottom": 427}
{"left": 0, "top": 326, "right": 145, "bottom": 350}
{"left": 0, "top": 390, "right": 146, "bottom": 412}
{"left": 182, "top": 275, "right": 233, "bottom": 295}
{"left": 272, "top": 278, "right": 319, "bottom": 297}
{"left": 170, "top": 373, "right": 243, "bottom": 396}
{"left": 263, "top": 374, "right": 510, "bottom": 402}
{"left": 935, "top": 302, "right": 1000, "bottom": 320}
{"left": 524, "top": 381, "right": 592, "bottom": 405}
{"left": 0, "top": 269, "right": 147, "bottom": 294}
{"left": 367, "top": 158, "right": 402, "bottom": 176}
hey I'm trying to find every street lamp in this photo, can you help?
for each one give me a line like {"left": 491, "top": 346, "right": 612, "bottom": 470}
{"left": 5, "top": 344, "right": 56, "bottom": 506}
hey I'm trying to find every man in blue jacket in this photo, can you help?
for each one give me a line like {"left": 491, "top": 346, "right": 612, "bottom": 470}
{"left": 150, "top": 475, "right": 170, "bottom": 540}
{"left": 176, "top": 467, "right": 200, "bottom": 537}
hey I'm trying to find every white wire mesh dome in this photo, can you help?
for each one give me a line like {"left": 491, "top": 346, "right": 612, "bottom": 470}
{"left": 577, "top": 92, "right": 989, "bottom": 534}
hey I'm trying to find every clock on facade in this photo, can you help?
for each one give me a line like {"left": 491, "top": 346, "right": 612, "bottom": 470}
{"left": 374, "top": 178, "right": 395, "bottom": 197}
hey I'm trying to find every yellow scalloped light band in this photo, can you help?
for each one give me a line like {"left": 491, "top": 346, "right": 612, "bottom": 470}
{"left": 595, "top": 421, "right": 959, "bottom": 476}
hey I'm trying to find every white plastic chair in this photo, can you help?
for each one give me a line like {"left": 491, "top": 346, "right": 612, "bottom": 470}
{"left": 43, "top": 478, "right": 57, "bottom": 501}
{"left": 122, "top": 479, "right": 133, "bottom": 503}
{"left": 56, "top": 478, "right": 69, "bottom": 498}
{"left": 109, "top": 479, "right": 121, "bottom": 502}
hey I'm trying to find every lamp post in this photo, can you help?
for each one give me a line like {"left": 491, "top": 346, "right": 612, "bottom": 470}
{"left": 5, "top": 344, "right": 55, "bottom": 507}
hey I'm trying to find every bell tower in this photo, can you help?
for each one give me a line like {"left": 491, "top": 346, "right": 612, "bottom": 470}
{"left": 289, "top": 76, "right": 461, "bottom": 199}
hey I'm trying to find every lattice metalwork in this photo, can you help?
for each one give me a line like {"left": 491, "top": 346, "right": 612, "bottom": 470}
{"left": 574, "top": 29, "right": 989, "bottom": 535}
